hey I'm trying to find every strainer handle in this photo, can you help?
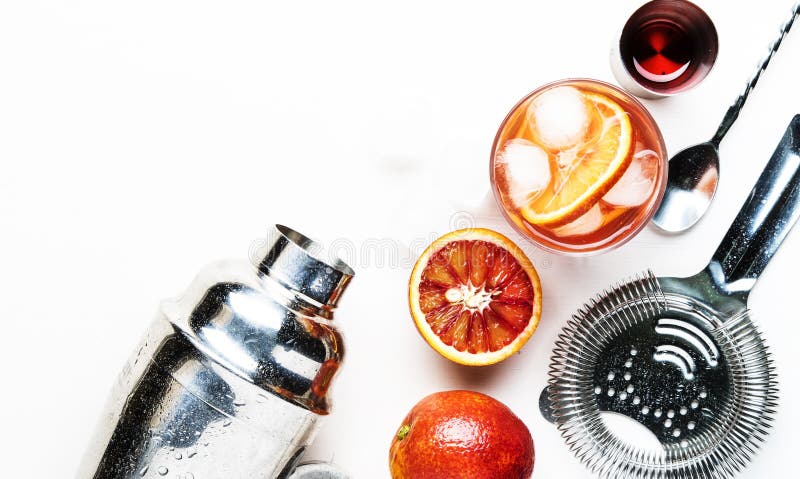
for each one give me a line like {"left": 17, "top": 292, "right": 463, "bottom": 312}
{"left": 708, "top": 115, "right": 800, "bottom": 297}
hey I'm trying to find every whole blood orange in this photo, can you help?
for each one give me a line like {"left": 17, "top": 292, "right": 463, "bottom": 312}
{"left": 408, "top": 228, "right": 542, "bottom": 366}
{"left": 389, "top": 390, "right": 534, "bottom": 479}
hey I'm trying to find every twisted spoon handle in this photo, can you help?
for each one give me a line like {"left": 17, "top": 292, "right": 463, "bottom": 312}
{"left": 711, "top": 2, "right": 800, "bottom": 146}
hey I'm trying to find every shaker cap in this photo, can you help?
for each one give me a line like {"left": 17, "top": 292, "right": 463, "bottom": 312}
{"left": 253, "top": 225, "right": 354, "bottom": 307}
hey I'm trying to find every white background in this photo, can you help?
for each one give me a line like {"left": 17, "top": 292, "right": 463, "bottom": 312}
{"left": 1, "top": 0, "right": 799, "bottom": 477}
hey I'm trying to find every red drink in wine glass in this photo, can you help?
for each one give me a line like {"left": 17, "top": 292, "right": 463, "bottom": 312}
{"left": 611, "top": 0, "right": 718, "bottom": 98}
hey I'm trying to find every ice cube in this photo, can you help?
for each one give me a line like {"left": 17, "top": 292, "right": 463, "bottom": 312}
{"left": 553, "top": 203, "right": 603, "bottom": 237}
{"left": 498, "top": 139, "right": 551, "bottom": 208}
{"left": 602, "top": 150, "right": 659, "bottom": 207}
{"left": 529, "top": 86, "right": 589, "bottom": 149}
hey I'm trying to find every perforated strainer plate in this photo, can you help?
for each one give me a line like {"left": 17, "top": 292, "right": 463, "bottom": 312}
{"left": 543, "top": 272, "right": 776, "bottom": 478}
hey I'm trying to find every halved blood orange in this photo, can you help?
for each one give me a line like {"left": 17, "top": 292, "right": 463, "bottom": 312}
{"left": 521, "top": 92, "right": 633, "bottom": 227}
{"left": 408, "top": 228, "right": 542, "bottom": 366}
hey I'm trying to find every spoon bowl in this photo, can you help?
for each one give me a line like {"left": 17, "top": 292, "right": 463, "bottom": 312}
{"left": 652, "top": 141, "right": 719, "bottom": 232}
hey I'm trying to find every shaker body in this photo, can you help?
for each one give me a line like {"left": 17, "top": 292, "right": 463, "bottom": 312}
{"left": 77, "top": 313, "right": 321, "bottom": 479}
{"left": 78, "top": 226, "right": 353, "bottom": 479}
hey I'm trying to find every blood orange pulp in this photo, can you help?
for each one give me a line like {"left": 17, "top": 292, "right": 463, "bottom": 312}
{"left": 408, "top": 228, "right": 542, "bottom": 366}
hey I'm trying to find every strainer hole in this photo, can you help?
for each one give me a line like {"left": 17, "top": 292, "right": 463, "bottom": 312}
{"left": 690, "top": 400, "right": 699, "bottom": 409}
{"left": 633, "top": 396, "right": 641, "bottom": 405}
{"left": 654, "top": 409, "right": 662, "bottom": 418}
{"left": 680, "top": 440, "right": 689, "bottom": 448}
{"left": 699, "top": 390, "right": 708, "bottom": 399}
{"left": 626, "top": 384, "right": 635, "bottom": 393}
{"left": 667, "top": 410, "right": 675, "bottom": 418}
{"left": 680, "top": 407, "right": 688, "bottom": 415}
{"left": 664, "top": 419, "right": 673, "bottom": 428}
{"left": 608, "top": 388, "right": 616, "bottom": 397}
{"left": 673, "top": 429, "right": 681, "bottom": 437}
{"left": 641, "top": 406, "right": 650, "bottom": 415}
{"left": 625, "top": 359, "right": 633, "bottom": 368}
{"left": 608, "top": 372, "right": 615, "bottom": 381}
{"left": 687, "top": 421, "right": 696, "bottom": 430}
{"left": 620, "top": 392, "right": 628, "bottom": 400}
{"left": 624, "top": 372, "right": 632, "bottom": 381}
{"left": 594, "top": 386, "right": 602, "bottom": 394}
{"left": 630, "top": 348, "right": 638, "bottom": 356}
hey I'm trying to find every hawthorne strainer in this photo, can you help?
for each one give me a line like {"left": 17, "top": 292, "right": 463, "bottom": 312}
{"left": 540, "top": 115, "right": 800, "bottom": 478}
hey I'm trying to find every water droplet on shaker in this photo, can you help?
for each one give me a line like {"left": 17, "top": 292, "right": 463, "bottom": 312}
{"left": 233, "top": 399, "right": 246, "bottom": 407}
{"left": 222, "top": 419, "right": 232, "bottom": 427}
{"left": 139, "top": 466, "right": 149, "bottom": 476}
{"left": 157, "top": 466, "right": 168, "bottom": 476}
{"left": 174, "top": 452, "right": 183, "bottom": 460}
{"left": 187, "top": 448, "right": 197, "bottom": 458}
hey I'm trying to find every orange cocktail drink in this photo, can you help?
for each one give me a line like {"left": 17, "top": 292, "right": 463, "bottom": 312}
{"left": 491, "top": 79, "right": 667, "bottom": 255}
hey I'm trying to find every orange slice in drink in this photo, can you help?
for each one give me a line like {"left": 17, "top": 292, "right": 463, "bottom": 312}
{"left": 408, "top": 228, "right": 542, "bottom": 366}
{"left": 521, "top": 92, "right": 633, "bottom": 227}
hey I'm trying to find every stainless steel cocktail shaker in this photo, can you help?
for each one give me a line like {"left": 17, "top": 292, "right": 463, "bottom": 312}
{"left": 78, "top": 225, "right": 354, "bottom": 479}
